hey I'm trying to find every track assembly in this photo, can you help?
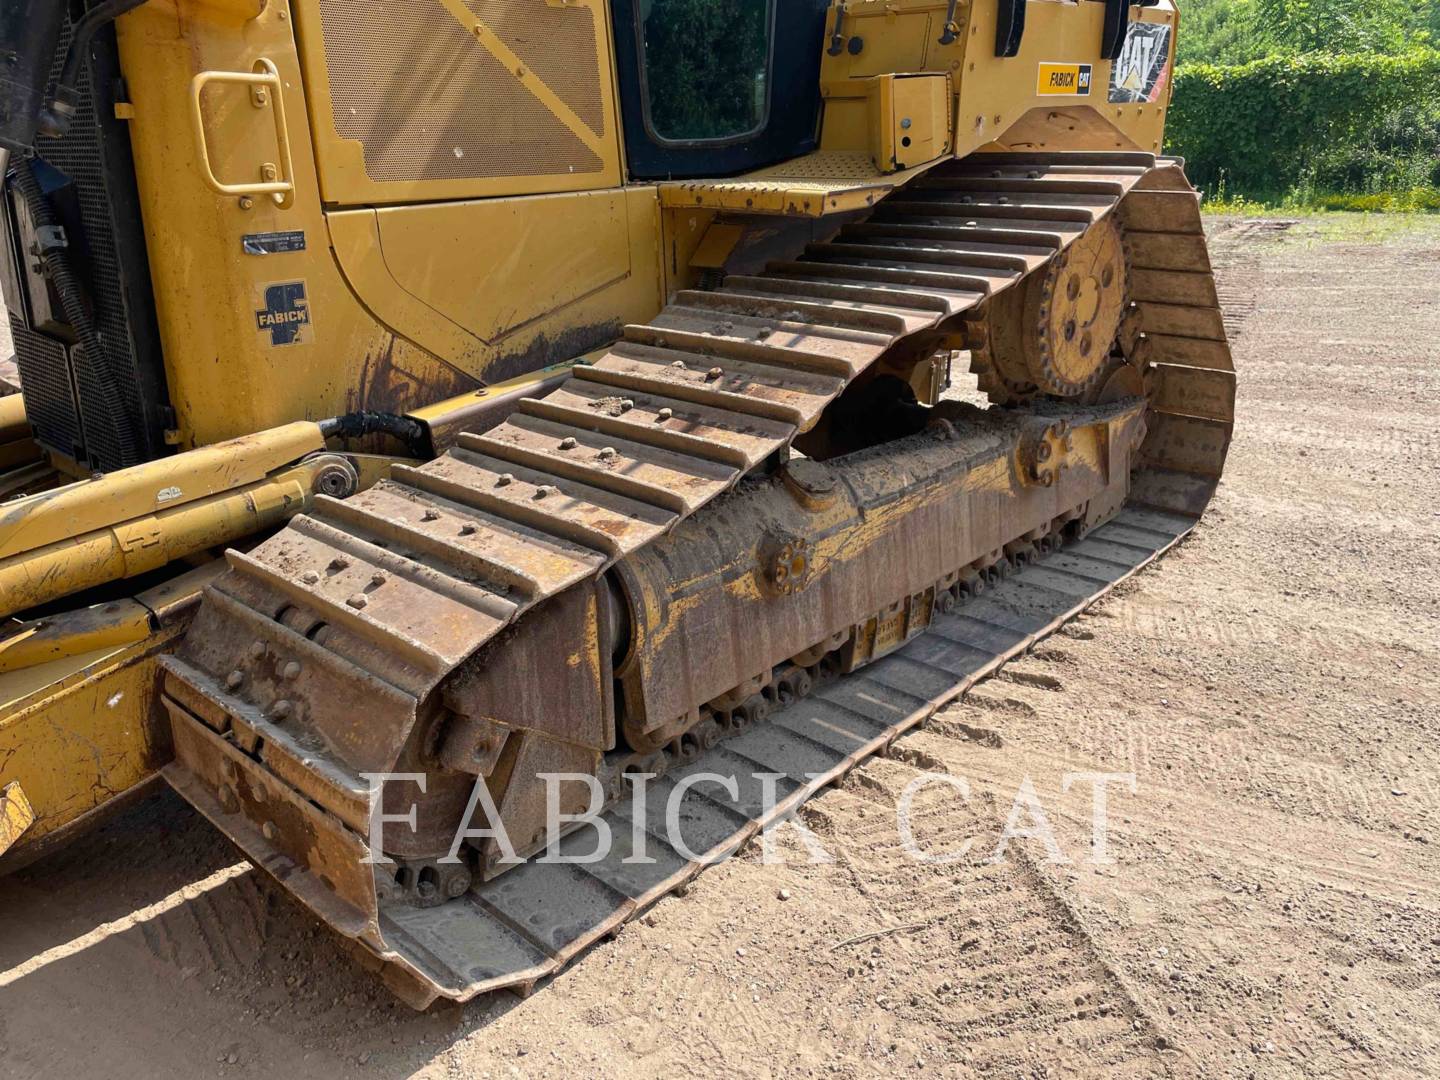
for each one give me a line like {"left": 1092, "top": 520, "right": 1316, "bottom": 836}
{"left": 157, "top": 151, "right": 1235, "bottom": 1006}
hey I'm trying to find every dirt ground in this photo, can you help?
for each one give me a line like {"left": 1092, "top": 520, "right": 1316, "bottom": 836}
{"left": 1, "top": 213, "right": 1438, "bottom": 1079}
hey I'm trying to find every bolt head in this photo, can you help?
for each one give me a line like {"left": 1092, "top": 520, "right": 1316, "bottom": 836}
{"left": 301, "top": 570, "right": 320, "bottom": 585}
{"left": 225, "top": 669, "right": 244, "bottom": 690}
{"left": 281, "top": 661, "right": 302, "bottom": 680}
{"left": 496, "top": 473, "right": 514, "bottom": 487}
{"left": 346, "top": 593, "right": 368, "bottom": 609}
{"left": 261, "top": 821, "right": 278, "bottom": 842}
{"left": 316, "top": 466, "right": 354, "bottom": 498}
{"left": 559, "top": 436, "right": 577, "bottom": 450}
{"left": 270, "top": 700, "right": 293, "bottom": 721}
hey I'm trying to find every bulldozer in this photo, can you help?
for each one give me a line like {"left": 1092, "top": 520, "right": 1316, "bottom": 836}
{"left": 0, "top": 0, "right": 1233, "bottom": 1006}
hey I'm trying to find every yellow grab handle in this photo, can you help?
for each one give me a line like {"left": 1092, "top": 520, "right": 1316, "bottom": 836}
{"left": 189, "top": 58, "right": 296, "bottom": 204}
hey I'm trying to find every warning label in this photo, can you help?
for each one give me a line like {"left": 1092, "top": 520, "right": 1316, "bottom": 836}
{"left": 1037, "top": 62, "right": 1093, "bottom": 97}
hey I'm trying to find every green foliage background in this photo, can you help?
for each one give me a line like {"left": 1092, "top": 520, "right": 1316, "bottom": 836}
{"left": 1166, "top": 0, "right": 1440, "bottom": 205}
{"left": 640, "top": 0, "right": 769, "bottom": 141}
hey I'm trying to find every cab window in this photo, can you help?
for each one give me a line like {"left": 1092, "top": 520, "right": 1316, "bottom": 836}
{"left": 611, "top": 0, "right": 827, "bottom": 179}
{"left": 637, "top": 0, "right": 774, "bottom": 144}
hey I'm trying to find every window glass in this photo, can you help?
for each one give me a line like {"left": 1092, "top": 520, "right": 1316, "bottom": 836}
{"left": 638, "top": 0, "right": 773, "bottom": 142}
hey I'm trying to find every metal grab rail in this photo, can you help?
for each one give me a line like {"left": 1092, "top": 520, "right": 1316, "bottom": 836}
{"left": 188, "top": 58, "right": 295, "bottom": 205}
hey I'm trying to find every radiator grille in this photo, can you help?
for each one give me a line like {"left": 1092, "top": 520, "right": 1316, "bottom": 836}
{"left": 11, "top": 318, "right": 81, "bottom": 461}
{"left": 15, "top": 21, "right": 153, "bottom": 471}
{"left": 316, "top": 0, "right": 605, "bottom": 183}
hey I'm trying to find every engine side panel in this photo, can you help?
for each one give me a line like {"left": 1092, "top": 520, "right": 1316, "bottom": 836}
{"left": 113, "top": 0, "right": 660, "bottom": 449}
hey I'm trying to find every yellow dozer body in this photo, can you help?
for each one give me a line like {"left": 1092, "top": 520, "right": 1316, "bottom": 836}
{"left": 0, "top": 0, "right": 1231, "bottom": 1005}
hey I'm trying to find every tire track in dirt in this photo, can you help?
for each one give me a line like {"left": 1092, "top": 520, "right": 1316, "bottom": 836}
{"left": 798, "top": 742, "right": 1182, "bottom": 1077}
{"left": 1204, "top": 218, "right": 1294, "bottom": 339}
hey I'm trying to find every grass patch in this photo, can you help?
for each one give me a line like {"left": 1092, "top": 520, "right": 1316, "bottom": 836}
{"left": 1202, "top": 192, "right": 1281, "bottom": 215}
{"left": 1201, "top": 209, "right": 1440, "bottom": 248}
{"left": 1199, "top": 185, "right": 1440, "bottom": 215}
{"left": 1310, "top": 188, "right": 1440, "bottom": 212}
{"left": 1302, "top": 211, "right": 1440, "bottom": 245}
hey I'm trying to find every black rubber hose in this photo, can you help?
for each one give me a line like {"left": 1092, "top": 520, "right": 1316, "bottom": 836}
{"left": 39, "top": 0, "right": 150, "bottom": 138}
{"left": 317, "top": 411, "right": 431, "bottom": 458}
{"left": 12, "top": 155, "right": 144, "bottom": 468}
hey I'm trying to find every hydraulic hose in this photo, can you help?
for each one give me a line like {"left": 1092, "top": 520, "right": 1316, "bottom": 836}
{"left": 37, "top": 0, "right": 150, "bottom": 139}
{"left": 317, "top": 411, "right": 431, "bottom": 458}
{"left": 12, "top": 156, "right": 144, "bottom": 468}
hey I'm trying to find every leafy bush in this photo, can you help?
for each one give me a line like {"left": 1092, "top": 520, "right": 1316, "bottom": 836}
{"left": 640, "top": 0, "right": 770, "bottom": 141}
{"left": 1166, "top": 50, "right": 1440, "bottom": 200}
{"left": 1176, "top": 0, "right": 1434, "bottom": 66}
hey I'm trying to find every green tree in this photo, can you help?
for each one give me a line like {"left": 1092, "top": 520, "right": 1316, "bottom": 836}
{"left": 1166, "top": 51, "right": 1440, "bottom": 196}
{"left": 1248, "top": 0, "right": 1421, "bottom": 52}
{"left": 1177, "top": 0, "right": 1434, "bottom": 63}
